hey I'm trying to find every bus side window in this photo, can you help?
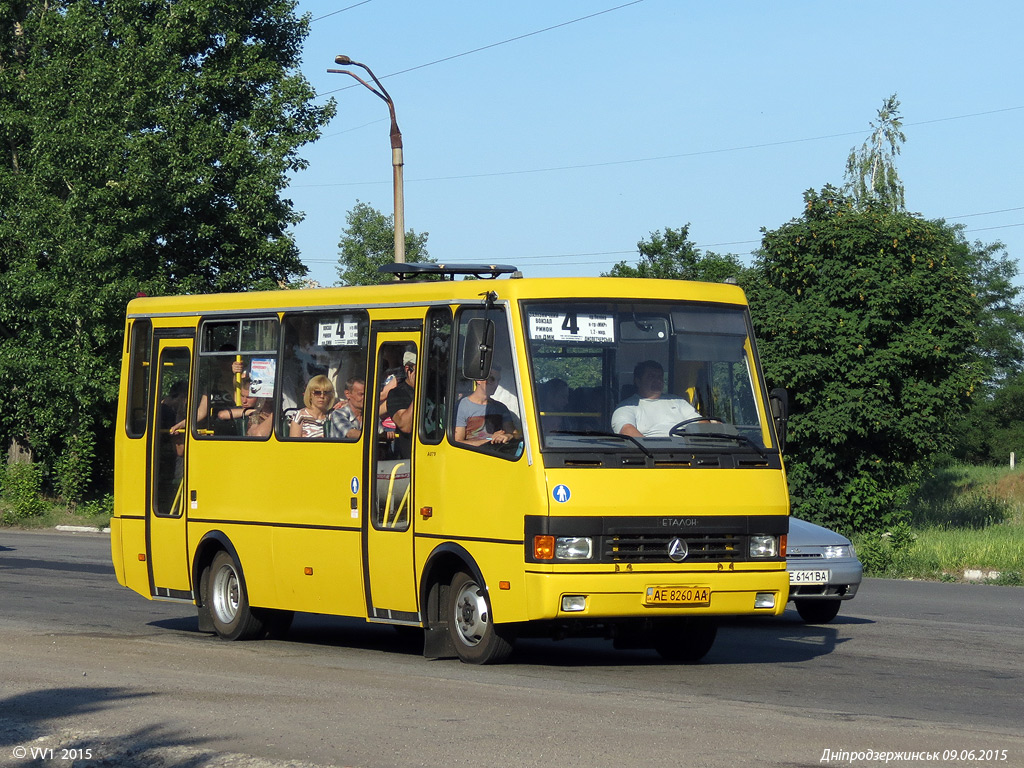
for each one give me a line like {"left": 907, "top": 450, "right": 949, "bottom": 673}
{"left": 452, "top": 308, "right": 523, "bottom": 459}
{"left": 421, "top": 307, "right": 453, "bottom": 444}
{"left": 195, "top": 318, "right": 279, "bottom": 440}
{"left": 280, "top": 312, "right": 369, "bottom": 441}
{"left": 125, "top": 319, "right": 153, "bottom": 438}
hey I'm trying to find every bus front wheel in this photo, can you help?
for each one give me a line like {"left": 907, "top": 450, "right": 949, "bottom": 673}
{"left": 447, "top": 572, "right": 514, "bottom": 664}
{"left": 652, "top": 618, "right": 717, "bottom": 663}
{"left": 204, "top": 550, "right": 267, "bottom": 641}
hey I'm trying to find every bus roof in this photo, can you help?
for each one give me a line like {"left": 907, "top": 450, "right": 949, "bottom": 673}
{"left": 125, "top": 275, "right": 749, "bottom": 319}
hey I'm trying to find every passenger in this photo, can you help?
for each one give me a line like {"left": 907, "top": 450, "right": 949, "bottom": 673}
{"left": 538, "top": 378, "right": 569, "bottom": 433}
{"left": 455, "top": 371, "right": 517, "bottom": 447}
{"left": 611, "top": 360, "right": 701, "bottom": 438}
{"left": 328, "top": 376, "right": 366, "bottom": 440}
{"left": 217, "top": 391, "right": 274, "bottom": 437}
{"left": 382, "top": 352, "right": 416, "bottom": 459}
{"left": 289, "top": 375, "right": 335, "bottom": 438}
{"left": 170, "top": 354, "right": 243, "bottom": 434}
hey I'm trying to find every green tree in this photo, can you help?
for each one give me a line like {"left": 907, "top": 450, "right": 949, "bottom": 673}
{"left": 604, "top": 225, "right": 746, "bottom": 283}
{"left": 942, "top": 237, "right": 1024, "bottom": 464}
{"left": 954, "top": 371, "right": 1024, "bottom": 464}
{"left": 747, "top": 186, "right": 983, "bottom": 532}
{"left": 844, "top": 94, "right": 907, "bottom": 212}
{"left": 336, "top": 201, "right": 431, "bottom": 286}
{"left": 963, "top": 239, "right": 1024, "bottom": 384}
{"left": 0, "top": 0, "right": 334, "bottom": 500}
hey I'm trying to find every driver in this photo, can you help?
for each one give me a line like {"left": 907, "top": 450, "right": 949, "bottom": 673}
{"left": 454, "top": 370, "right": 517, "bottom": 447}
{"left": 611, "top": 360, "right": 702, "bottom": 438}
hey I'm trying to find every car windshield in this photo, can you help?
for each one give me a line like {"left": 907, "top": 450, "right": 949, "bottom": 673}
{"left": 523, "top": 300, "right": 773, "bottom": 455}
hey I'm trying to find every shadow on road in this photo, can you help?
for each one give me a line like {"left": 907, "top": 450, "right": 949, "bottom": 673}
{"left": 0, "top": 686, "right": 227, "bottom": 767}
{"left": 144, "top": 608, "right": 872, "bottom": 668}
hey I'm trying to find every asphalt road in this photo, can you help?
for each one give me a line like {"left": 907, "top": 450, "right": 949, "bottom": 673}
{"left": 1, "top": 529, "right": 1022, "bottom": 768}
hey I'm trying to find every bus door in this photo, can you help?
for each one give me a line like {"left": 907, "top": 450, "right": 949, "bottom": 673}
{"left": 364, "top": 330, "right": 421, "bottom": 622}
{"left": 146, "top": 334, "right": 194, "bottom": 600}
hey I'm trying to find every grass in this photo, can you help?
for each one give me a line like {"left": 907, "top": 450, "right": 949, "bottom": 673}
{"left": 0, "top": 495, "right": 112, "bottom": 531}
{"left": 851, "top": 462, "right": 1024, "bottom": 584}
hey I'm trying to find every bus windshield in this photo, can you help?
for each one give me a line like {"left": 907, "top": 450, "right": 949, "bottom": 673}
{"left": 524, "top": 300, "right": 771, "bottom": 453}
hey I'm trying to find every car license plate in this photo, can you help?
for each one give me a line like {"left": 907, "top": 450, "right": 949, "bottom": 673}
{"left": 645, "top": 586, "right": 711, "bottom": 605}
{"left": 789, "top": 569, "right": 830, "bottom": 584}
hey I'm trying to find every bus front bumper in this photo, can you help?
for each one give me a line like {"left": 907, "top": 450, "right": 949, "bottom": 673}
{"left": 522, "top": 568, "right": 789, "bottom": 620}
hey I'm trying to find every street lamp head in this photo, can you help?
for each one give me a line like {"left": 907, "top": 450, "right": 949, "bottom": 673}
{"left": 334, "top": 55, "right": 353, "bottom": 65}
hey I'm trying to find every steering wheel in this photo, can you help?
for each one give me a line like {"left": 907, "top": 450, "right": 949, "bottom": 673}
{"left": 494, "top": 436, "right": 525, "bottom": 457}
{"left": 668, "top": 417, "right": 723, "bottom": 437}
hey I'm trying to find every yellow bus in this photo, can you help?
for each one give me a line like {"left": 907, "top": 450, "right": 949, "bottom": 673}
{"left": 111, "top": 264, "right": 790, "bottom": 664}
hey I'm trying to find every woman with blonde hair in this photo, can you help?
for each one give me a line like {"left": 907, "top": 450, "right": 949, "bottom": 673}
{"left": 289, "top": 375, "right": 335, "bottom": 438}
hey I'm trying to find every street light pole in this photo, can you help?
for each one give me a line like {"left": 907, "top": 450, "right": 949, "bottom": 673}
{"left": 328, "top": 55, "right": 405, "bottom": 264}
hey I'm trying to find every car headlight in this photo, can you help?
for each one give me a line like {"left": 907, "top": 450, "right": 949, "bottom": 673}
{"left": 555, "top": 536, "right": 594, "bottom": 560}
{"left": 823, "top": 545, "right": 852, "bottom": 559}
{"left": 749, "top": 535, "right": 779, "bottom": 558}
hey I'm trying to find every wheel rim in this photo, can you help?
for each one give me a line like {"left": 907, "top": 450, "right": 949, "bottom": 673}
{"left": 211, "top": 563, "right": 240, "bottom": 625}
{"left": 453, "top": 580, "right": 488, "bottom": 647}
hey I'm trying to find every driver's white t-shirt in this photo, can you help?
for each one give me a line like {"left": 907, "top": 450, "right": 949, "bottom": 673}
{"left": 611, "top": 395, "right": 701, "bottom": 437}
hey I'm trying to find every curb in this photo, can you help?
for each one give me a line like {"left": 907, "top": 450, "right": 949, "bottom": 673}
{"left": 55, "top": 525, "right": 111, "bottom": 534}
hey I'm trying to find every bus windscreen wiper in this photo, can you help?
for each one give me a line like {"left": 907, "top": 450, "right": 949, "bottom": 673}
{"left": 686, "top": 431, "right": 768, "bottom": 459}
{"left": 550, "top": 430, "right": 654, "bottom": 458}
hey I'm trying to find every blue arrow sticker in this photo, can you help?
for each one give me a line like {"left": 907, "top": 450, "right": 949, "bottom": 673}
{"left": 552, "top": 484, "right": 571, "bottom": 503}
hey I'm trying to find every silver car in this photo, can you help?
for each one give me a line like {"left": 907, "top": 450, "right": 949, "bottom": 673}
{"left": 786, "top": 517, "right": 863, "bottom": 623}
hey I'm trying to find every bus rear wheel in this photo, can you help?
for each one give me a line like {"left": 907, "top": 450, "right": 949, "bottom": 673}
{"left": 447, "top": 572, "right": 514, "bottom": 664}
{"left": 204, "top": 550, "right": 267, "bottom": 641}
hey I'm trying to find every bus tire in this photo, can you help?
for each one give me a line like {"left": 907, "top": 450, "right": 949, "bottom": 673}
{"left": 205, "top": 550, "right": 266, "bottom": 641}
{"left": 447, "top": 571, "right": 514, "bottom": 664}
{"left": 652, "top": 618, "right": 717, "bottom": 663}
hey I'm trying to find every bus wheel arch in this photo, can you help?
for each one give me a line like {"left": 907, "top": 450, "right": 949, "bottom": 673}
{"left": 193, "top": 533, "right": 266, "bottom": 641}
{"left": 419, "top": 544, "right": 512, "bottom": 663}
{"left": 192, "top": 531, "right": 238, "bottom": 633}
{"left": 447, "top": 571, "right": 514, "bottom": 664}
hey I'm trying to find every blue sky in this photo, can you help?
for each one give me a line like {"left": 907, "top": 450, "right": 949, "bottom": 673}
{"left": 287, "top": 1, "right": 1024, "bottom": 287}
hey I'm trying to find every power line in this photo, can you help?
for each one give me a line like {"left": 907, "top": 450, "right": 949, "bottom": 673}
{"left": 296, "top": 105, "right": 1024, "bottom": 188}
{"left": 301, "top": 217, "right": 1024, "bottom": 272}
{"left": 311, "top": 1, "right": 374, "bottom": 23}
{"left": 946, "top": 206, "right": 1024, "bottom": 220}
{"left": 316, "top": 1, "right": 646, "bottom": 97}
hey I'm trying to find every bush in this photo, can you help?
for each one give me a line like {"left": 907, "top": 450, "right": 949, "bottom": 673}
{"left": 54, "top": 431, "right": 96, "bottom": 505}
{"left": 988, "top": 570, "right": 1023, "bottom": 586}
{"left": 854, "top": 522, "right": 917, "bottom": 577}
{"left": 80, "top": 493, "right": 113, "bottom": 518}
{"left": 1, "top": 462, "right": 47, "bottom": 523}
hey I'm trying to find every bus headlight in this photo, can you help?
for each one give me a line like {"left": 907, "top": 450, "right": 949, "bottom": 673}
{"left": 555, "top": 537, "right": 594, "bottom": 560}
{"left": 749, "top": 535, "right": 779, "bottom": 558}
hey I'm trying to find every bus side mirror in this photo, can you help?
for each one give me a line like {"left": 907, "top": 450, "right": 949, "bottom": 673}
{"left": 462, "top": 318, "right": 495, "bottom": 382}
{"left": 769, "top": 387, "right": 788, "bottom": 453}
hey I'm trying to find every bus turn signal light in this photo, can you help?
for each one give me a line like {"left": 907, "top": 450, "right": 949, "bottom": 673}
{"left": 533, "top": 535, "right": 555, "bottom": 560}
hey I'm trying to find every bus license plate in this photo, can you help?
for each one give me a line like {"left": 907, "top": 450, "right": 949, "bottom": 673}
{"left": 790, "top": 569, "right": 830, "bottom": 584}
{"left": 645, "top": 586, "right": 711, "bottom": 606}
